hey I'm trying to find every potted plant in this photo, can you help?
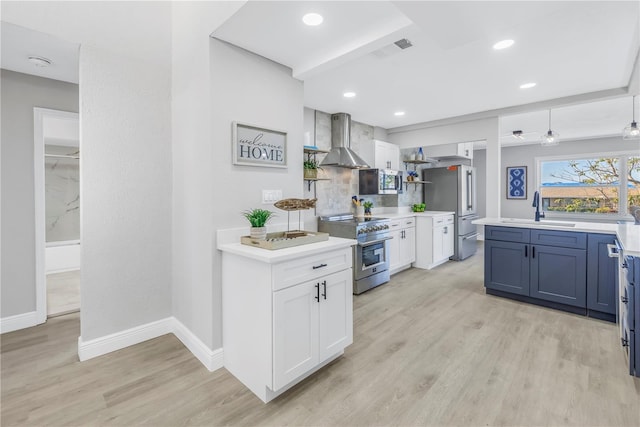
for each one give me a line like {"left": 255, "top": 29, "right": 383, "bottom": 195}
{"left": 303, "top": 159, "right": 320, "bottom": 180}
{"left": 363, "top": 200, "right": 373, "bottom": 216}
{"left": 242, "top": 208, "right": 275, "bottom": 240}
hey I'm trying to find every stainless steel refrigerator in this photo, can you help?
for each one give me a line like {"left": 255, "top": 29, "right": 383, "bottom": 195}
{"left": 423, "top": 165, "right": 478, "bottom": 260}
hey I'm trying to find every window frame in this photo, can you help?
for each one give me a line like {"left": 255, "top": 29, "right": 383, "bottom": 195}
{"left": 535, "top": 150, "right": 638, "bottom": 221}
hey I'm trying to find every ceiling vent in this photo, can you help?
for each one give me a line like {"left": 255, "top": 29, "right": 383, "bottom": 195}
{"left": 372, "top": 38, "right": 414, "bottom": 58}
{"left": 394, "top": 38, "right": 413, "bottom": 50}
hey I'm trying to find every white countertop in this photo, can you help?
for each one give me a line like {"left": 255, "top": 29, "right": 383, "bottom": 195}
{"left": 473, "top": 217, "right": 640, "bottom": 257}
{"left": 376, "top": 210, "right": 455, "bottom": 219}
{"left": 218, "top": 236, "right": 356, "bottom": 263}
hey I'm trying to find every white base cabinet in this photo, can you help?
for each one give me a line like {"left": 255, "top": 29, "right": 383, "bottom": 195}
{"left": 414, "top": 214, "right": 455, "bottom": 269}
{"left": 389, "top": 217, "right": 416, "bottom": 274}
{"left": 221, "top": 245, "right": 353, "bottom": 402}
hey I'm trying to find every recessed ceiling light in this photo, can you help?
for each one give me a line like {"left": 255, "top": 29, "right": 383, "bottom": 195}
{"left": 493, "top": 39, "right": 514, "bottom": 50}
{"left": 519, "top": 82, "right": 537, "bottom": 89}
{"left": 394, "top": 111, "right": 405, "bottom": 116}
{"left": 28, "top": 56, "right": 52, "bottom": 67}
{"left": 343, "top": 92, "right": 356, "bottom": 98}
{"left": 302, "top": 13, "right": 323, "bottom": 26}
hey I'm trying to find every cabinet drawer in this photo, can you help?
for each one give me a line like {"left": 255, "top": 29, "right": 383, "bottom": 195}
{"left": 433, "top": 215, "right": 454, "bottom": 226}
{"left": 389, "top": 220, "right": 402, "bottom": 230}
{"left": 531, "top": 229, "right": 586, "bottom": 249}
{"left": 272, "top": 248, "right": 352, "bottom": 291}
{"left": 485, "top": 226, "right": 530, "bottom": 243}
{"left": 402, "top": 218, "right": 415, "bottom": 228}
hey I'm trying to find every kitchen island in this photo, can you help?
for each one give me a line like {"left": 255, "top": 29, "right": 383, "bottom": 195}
{"left": 474, "top": 217, "right": 640, "bottom": 377}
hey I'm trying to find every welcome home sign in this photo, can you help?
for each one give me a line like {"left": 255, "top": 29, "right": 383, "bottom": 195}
{"left": 232, "top": 122, "right": 287, "bottom": 168}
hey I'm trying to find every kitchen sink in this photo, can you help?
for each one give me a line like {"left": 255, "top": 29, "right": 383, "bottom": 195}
{"left": 498, "top": 218, "right": 576, "bottom": 228}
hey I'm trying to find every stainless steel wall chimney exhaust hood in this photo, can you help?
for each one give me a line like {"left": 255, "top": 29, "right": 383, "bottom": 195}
{"left": 320, "top": 113, "right": 370, "bottom": 169}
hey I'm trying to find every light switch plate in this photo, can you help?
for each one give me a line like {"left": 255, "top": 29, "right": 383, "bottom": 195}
{"left": 262, "top": 189, "right": 283, "bottom": 204}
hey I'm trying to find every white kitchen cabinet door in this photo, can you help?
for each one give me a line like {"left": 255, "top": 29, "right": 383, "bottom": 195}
{"left": 400, "top": 226, "right": 416, "bottom": 266}
{"left": 273, "top": 280, "right": 320, "bottom": 390}
{"left": 433, "top": 225, "right": 445, "bottom": 263}
{"left": 374, "top": 140, "right": 400, "bottom": 170}
{"left": 442, "top": 224, "right": 454, "bottom": 259}
{"left": 388, "top": 221, "right": 402, "bottom": 272}
{"left": 318, "top": 269, "right": 353, "bottom": 362}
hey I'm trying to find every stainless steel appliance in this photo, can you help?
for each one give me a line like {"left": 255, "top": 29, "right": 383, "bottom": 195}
{"left": 423, "top": 165, "right": 478, "bottom": 261}
{"left": 359, "top": 169, "right": 403, "bottom": 195}
{"left": 318, "top": 214, "right": 392, "bottom": 294}
{"left": 319, "top": 113, "right": 370, "bottom": 169}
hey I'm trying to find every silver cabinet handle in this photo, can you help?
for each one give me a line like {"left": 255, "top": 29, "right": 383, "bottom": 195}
{"left": 607, "top": 244, "right": 619, "bottom": 258}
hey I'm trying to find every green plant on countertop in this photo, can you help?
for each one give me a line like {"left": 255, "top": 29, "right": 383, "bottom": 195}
{"left": 412, "top": 203, "right": 426, "bottom": 212}
{"left": 362, "top": 201, "right": 373, "bottom": 209}
{"left": 242, "top": 208, "right": 275, "bottom": 228}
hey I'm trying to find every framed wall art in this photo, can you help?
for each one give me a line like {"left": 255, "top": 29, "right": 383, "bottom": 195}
{"left": 232, "top": 122, "right": 287, "bottom": 168}
{"left": 507, "top": 166, "right": 527, "bottom": 199}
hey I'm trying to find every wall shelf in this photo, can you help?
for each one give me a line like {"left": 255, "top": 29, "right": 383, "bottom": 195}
{"left": 303, "top": 147, "right": 329, "bottom": 213}
{"left": 404, "top": 180, "right": 432, "bottom": 191}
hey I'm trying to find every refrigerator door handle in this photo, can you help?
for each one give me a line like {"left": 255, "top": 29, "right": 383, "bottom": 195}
{"left": 466, "top": 170, "right": 473, "bottom": 210}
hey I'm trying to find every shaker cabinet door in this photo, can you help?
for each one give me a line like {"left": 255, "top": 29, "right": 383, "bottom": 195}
{"left": 530, "top": 245, "right": 586, "bottom": 308}
{"left": 484, "top": 240, "right": 529, "bottom": 296}
{"left": 586, "top": 234, "right": 617, "bottom": 314}
{"left": 318, "top": 270, "right": 353, "bottom": 362}
{"left": 273, "top": 281, "right": 319, "bottom": 390}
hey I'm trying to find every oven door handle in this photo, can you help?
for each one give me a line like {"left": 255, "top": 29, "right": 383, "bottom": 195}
{"left": 358, "top": 236, "right": 393, "bottom": 246}
{"left": 462, "top": 233, "right": 479, "bottom": 241}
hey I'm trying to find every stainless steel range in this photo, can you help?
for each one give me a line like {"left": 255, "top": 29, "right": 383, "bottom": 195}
{"left": 318, "top": 214, "right": 392, "bottom": 294}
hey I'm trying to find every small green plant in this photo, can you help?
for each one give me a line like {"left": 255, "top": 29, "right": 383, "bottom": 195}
{"left": 242, "top": 208, "right": 275, "bottom": 228}
{"left": 304, "top": 159, "right": 321, "bottom": 170}
{"left": 412, "top": 203, "right": 426, "bottom": 212}
{"left": 363, "top": 201, "right": 373, "bottom": 209}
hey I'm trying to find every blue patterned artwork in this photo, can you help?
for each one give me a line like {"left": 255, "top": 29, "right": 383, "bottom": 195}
{"left": 507, "top": 166, "right": 527, "bottom": 199}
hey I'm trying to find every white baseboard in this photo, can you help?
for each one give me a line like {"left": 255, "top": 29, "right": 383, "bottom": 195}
{"left": 78, "top": 317, "right": 174, "bottom": 361}
{"left": 77, "top": 316, "right": 223, "bottom": 372}
{"left": 0, "top": 311, "right": 41, "bottom": 334}
{"left": 173, "top": 318, "right": 224, "bottom": 371}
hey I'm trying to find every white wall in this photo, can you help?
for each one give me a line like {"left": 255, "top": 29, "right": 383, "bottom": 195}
{"left": 0, "top": 70, "right": 79, "bottom": 318}
{"left": 171, "top": 2, "right": 244, "bottom": 352}
{"left": 79, "top": 44, "right": 172, "bottom": 341}
{"left": 208, "top": 38, "right": 304, "bottom": 349}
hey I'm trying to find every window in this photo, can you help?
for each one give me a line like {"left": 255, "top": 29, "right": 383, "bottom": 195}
{"left": 538, "top": 153, "right": 639, "bottom": 217}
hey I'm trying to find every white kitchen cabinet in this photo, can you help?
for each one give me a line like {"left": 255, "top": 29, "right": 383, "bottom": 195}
{"left": 389, "top": 217, "right": 416, "bottom": 274}
{"left": 220, "top": 242, "right": 353, "bottom": 403}
{"left": 414, "top": 213, "right": 455, "bottom": 269}
{"left": 359, "top": 139, "right": 400, "bottom": 170}
{"left": 273, "top": 269, "right": 351, "bottom": 390}
{"left": 425, "top": 142, "right": 473, "bottom": 161}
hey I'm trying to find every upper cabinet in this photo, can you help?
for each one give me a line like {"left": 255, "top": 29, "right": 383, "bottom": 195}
{"left": 425, "top": 142, "right": 473, "bottom": 161}
{"left": 359, "top": 139, "right": 400, "bottom": 170}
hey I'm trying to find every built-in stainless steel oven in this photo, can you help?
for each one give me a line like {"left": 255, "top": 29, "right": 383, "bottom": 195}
{"left": 318, "top": 214, "right": 392, "bottom": 294}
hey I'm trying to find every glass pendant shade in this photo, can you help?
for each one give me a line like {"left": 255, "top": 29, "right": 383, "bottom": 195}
{"left": 540, "top": 110, "right": 559, "bottom": 146}
{"left": 623, "top": 96, "right": 640, "bottom": 140}
{"left": 541, "top": 129, "right": 559, "bottom": 146}
{"left": 623, "top": 121, "right": 640, "bottom": 140}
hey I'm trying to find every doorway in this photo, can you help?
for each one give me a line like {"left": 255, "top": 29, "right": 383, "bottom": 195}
{"left": 34, "top": 108, "right": 80, "bottom": 320}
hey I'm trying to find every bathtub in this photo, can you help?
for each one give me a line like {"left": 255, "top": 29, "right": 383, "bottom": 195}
{"left": 46, "top": 240, "right": 80, "bottom": 274}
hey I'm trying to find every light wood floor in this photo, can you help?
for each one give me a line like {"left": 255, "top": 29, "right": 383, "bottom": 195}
{"left": 47, "top": 270, "right": 80, "bottom": 317}
{"left": 3, "top": 244, "right": 639, "bottom": 426}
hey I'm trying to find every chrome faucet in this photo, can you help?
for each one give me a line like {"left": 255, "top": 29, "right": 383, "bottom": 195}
{"left": 532, "top": 191, "right": 545, "bottom": 221}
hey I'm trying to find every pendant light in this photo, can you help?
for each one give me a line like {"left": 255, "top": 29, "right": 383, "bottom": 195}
{"left": 541, "top": 109, "right": 559, "bottom": 146}
{"left": 623, "top": 95, "right": 640, "bottom": 140}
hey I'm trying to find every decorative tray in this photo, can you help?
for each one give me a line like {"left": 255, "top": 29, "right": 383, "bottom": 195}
{"left": 241, "top": 231, "right": 329, "bottom": 250}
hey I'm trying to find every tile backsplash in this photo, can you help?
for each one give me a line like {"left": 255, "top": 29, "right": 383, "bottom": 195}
{"left": 306, "top": 110, "right": 402, "bottom": 216}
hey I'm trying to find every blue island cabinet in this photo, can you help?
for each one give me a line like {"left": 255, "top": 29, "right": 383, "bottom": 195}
{"left": 484, "top": 225, "right": 615, "bottom": 321}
